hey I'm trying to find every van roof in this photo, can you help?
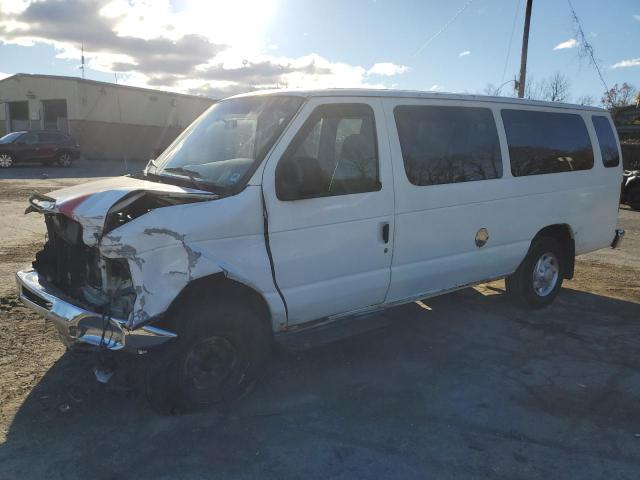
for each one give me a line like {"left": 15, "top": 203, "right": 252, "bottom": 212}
{"left": 229, "top": 88, "right": 607, "bottom": 112}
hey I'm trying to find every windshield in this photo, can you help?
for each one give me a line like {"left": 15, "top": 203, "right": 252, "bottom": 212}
{"left": 0, "top": 132, "right": 24, "bottom": 144}
{"left": 153, "top": 96, "right": 304, "bottom": 192}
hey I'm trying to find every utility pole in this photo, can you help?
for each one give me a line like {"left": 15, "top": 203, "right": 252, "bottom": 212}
{"left": 80, "top": 42, "right": 85, "bottom": 80}
{"left": 517, "top": 0, "right": 533, "bottom": 98}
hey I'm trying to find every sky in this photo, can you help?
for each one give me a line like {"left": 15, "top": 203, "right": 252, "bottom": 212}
{"left": 0, "top": 0, "right": 638, "bottom": 102}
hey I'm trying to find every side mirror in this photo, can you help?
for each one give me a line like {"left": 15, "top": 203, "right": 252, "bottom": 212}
{"left": 276, "top": 156, "right": 327, "bottom": 201}
{"left": 275, "top": 156, "right": 300, "bottom": 200}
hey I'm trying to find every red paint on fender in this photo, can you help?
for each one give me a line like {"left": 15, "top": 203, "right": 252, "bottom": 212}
{"left": 57, "top": 194, "right": 91, "bottom": 218}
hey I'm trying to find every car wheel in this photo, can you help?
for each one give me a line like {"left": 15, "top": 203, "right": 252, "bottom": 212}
{"left": 627, "top": 184, "right": 640, "bottom": 211}
{"left": 145, "top": 297, "right": 270, "bottom": 414}
{"left": 505, "top": 236, "right": 564, "bottom": 309}
{"left": 0, "top": 153, "right": 14, "bottom": 168}
{"left": 57, "top": 153, "right": 73, "bottom": 168}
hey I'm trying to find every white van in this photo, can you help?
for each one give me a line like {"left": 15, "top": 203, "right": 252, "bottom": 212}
{"left": 17, "top": 89, "right": 624, "bottom": 411}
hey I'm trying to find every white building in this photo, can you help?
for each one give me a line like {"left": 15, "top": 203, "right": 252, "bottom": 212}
{"left": 0, "top": 74, "right": 215, "bottom": 161}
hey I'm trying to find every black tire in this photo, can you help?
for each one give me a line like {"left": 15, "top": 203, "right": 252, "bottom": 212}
{"left": 505, "top": 236, "right": 565, "bottom": 309}
{"left": 627, "top": 184, "right": 640, "bottom": 211}
{"left": 56, "top": 152, "right": 73, "bottom": 168}
{"left": 145, "top": 297, "right": 270, "bottom": 414}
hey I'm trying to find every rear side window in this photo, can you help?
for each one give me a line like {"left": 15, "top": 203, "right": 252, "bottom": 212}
{"left": 592, "top": 116, "right": 620, "bottom": 167}
{"left": 502, "top": 109, "right": 594, "bottom": 176}
{"left": 394, "top": 106, "right": 502, "bottom": 186}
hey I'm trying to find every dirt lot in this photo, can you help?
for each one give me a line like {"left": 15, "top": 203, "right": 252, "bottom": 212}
{"left": 1, "top": 163, "right": 639, "bottom": 479}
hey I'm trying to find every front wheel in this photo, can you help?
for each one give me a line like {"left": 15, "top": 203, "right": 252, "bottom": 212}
{"left": 145, "top": 298, "right": 270, "bottom": 414}
{"left": 0, "top": 153, "right": 14, "bottom": 168}
{"left": 506, "top": 236, "right": 564, "bottom": 309}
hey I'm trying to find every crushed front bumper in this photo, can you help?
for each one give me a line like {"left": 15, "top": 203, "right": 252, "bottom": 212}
{"left": 16, "top": 269, "right": 176, "bottom": 353}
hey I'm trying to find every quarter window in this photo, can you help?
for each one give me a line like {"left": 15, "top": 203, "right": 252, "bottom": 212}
{"left": 501, "top": 109, "right": 594, "bottom": 176}
{"left": 394, "top": 106, "right": 502, "bottom": 186}
{"left": 592, "top": 115, "right": 620, "bottom": 167}
{"left": 276, "top": 104, "right": 380, "bottom": 200}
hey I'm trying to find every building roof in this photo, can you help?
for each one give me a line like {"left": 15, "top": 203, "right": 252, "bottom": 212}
{"left": 230, "top": 87, "right": 607, "bottom": 112}
{"left": 0, "top": 73, "right": 216, "bottom": 102}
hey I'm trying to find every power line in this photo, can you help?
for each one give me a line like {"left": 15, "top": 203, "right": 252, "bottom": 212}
{"left": 413, "top": 0, "right": 475, "bottom": 56}
{"left": 566, "top": 0, "right": 611, "bottom": 103}
{"left": 500, "top": 0, "right": 523, "bottom": 87}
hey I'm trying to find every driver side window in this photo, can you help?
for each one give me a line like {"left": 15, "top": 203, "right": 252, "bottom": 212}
{"left": 276, "top": 103, "right": 380, "bottom": 200}
{"left": 22, "top": 133, "right": 38, "bottom": 145}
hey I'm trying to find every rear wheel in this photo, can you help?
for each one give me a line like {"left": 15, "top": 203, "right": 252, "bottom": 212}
{"left": 57, "top": 152, "right": 73, "bottom": 167}
{"left": 0, "top": 153, "right": 14, "bottom": 168}
{"left": 145, "top": 298, "right": 270, "bottom": 414}
{"left": 506, "top": 236, "right": 564, "bottom": 309}
{"left": 627, "top": 184, "right": 640, "bottom": 211}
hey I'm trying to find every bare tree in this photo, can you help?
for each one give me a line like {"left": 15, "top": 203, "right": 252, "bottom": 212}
{"left": 601, "top": 83, "right": 637, "bottom": 109}
{"left": 541, "top": 72, "right": 571, "bottom": 102}
{"left": 524, "top": 76, "right": 544, "bottom": 100}
{"left": 483, "top": 83, "right": 499, "bottom": 96}
{"left": 576, "top": 94, "right": 596, "bottom": 106}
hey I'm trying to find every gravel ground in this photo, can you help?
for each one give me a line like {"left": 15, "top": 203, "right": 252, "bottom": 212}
{"left": 0, "top": 164, "right": 639, "bottom": 480}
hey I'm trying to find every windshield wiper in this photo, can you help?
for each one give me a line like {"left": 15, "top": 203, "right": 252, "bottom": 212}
{"left": 159, "top": 166, "right": 228, "bottom": 194}
{"left": 163, "top": 166, "right": 202, "bottom": 180}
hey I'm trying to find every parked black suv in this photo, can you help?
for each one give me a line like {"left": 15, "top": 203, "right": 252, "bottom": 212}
{"left": 0, "top": 131, "right": 81, "bottom": 168}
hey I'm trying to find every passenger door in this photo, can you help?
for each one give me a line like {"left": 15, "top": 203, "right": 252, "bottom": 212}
{"left": 262, "top": 98, "right": 394, "bottom": 326}
{"left": 382, "top": 99, "right": 521, "bottom": 303}
{"left": 14, "top": 132, "right": 41, "bottom": 162}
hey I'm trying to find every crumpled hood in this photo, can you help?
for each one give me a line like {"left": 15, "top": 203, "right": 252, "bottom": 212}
{"left": 35, "top": 176, "right": 214, "bottom": 246}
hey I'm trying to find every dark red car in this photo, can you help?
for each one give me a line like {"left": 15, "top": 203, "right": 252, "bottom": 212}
{"left": 0, "top": 130, "right": 81, "bottom": 168}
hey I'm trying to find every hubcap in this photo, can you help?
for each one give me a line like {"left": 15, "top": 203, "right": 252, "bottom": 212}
{"left": 183, "top": 336, "right": 238, "bottom": 395}
{"left": 0, "top": 154, "right": 13, "bottom": 168}
{"left": 532, "top": 252, "right": 559, "bottom": 297}
{"left": 59, "top": 154, "right": 71, "bottom": 167}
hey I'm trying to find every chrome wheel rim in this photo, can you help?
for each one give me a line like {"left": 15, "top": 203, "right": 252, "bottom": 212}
{"left": 0, "top": 154, "right": 13, "bottom": 168}
{"left": 532, "top": 252, "right": 559, "bottom": 297}
{"left": 58, "top": 154, "right": 71, "bottom": 167}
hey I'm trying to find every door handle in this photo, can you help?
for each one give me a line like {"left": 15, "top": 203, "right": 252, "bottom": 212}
{"left": 382, "top": 223, "right": 390, "bottom": 244}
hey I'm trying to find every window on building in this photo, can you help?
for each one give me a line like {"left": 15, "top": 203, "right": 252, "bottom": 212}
{"left": 393, "top": 105, "right": 502, "bottom": 186}
{"left": 501, "top": 109, "right": 594, "bottom": 176}
{"left": 592, "top": 115, "right": 620, "bottom": 168}
{"left": 276, "top": 103, "right": 380, "bottom": 200}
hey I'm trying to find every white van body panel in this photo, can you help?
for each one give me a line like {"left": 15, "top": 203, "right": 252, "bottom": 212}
{"left": 261, "top": 97, "right": 395, "bottom": 326}
{"left": 380, "top": 98, "right": 622, "bottom": 302}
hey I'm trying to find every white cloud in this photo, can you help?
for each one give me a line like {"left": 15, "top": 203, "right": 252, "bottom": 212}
{"left": 633, "top": 14, "right": 640, "bottom": 21}
{"left": 611, "top": 58, "right": 640, "bottom": 69}
{"left": 459, "top": 50, "right": 471, "bottom": 57}
{"left": 367, "top": 62, "right": 409, "bottom": 76}
{"left": 0, "top": 72, "right": 12, "bottom": 81}
{"left": 428, "top": 84, "right": 443, "bottom": 91}
{"left": 553, "top": 38, "right": 578, "bottom": 50}
{"left": 0, "top": 0, "right": 400, "bottom": 97}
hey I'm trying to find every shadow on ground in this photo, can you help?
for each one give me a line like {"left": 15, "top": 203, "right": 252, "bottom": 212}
{"left": 1, "top": 287, "right": 640, "bottom": 480}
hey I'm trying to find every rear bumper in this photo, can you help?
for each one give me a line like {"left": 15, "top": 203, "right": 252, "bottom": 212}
{"left": 611, "top": 229, "right": 625, "bottom": 249}
{"left": 16, "top": 269, "right": 176, "bottom": 353}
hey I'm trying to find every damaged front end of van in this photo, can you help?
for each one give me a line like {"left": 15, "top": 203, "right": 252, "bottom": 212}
{"left": 16, "top": 176, "right": 219, "bottom": 354}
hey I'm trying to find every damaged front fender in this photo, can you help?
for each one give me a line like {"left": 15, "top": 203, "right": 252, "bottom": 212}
{"left": 99, "top": 186, "right": 285, "bottom": 331}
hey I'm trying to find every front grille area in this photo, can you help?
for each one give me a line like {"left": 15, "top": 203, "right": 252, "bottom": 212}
{"left": 33, "top": 214, "right": 101, "bottom": 294}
